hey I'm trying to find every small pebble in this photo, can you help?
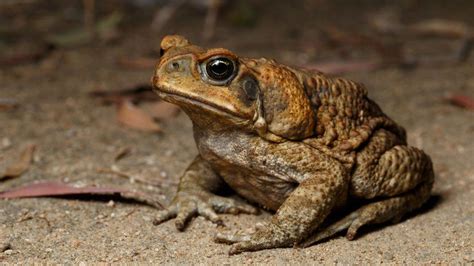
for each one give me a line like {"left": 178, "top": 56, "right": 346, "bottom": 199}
{"left": 1, "top": 138, "right": 11, "bottom": 149}
{"left": 107, "top": 200, "right": 115, "bottom": 207}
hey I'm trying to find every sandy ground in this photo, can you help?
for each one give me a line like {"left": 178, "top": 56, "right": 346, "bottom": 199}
{"left": 1, "top": 1, "right": 473, "bottom": 263}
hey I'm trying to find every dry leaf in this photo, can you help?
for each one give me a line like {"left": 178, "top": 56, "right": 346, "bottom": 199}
{"left": 1, "top": 144, "right": 36, "bottom": 181}
{"left": 143, "top": 101, "right": 180, "bottom": 120}
{"left": 445, "top": 94, "right": 474, "bottom": 110}
{"left": 0, "top": 181, "right": 163, "bottom": 209}
{"left": 117, "top": 100, "right": 161, "bottom": 132}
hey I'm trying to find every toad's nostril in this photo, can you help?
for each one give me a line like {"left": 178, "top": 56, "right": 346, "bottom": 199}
{"left": 172, "top": 62, "right": 179, "bottom": 70}
{"left": 166, "top": 61, "right": 181, "bottom": 72}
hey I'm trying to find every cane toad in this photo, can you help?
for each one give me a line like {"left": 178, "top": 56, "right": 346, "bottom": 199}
{"left": 151, "top": 35, "right": 434, "bottom": 254}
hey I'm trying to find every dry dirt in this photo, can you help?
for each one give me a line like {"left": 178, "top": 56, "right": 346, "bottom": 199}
{"left": 1, "top": 1, "right": 473, "bottom": 264}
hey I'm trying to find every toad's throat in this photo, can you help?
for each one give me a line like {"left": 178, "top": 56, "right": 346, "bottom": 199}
{"left": 155, "top": 87, "right": 249, "bottom": 120}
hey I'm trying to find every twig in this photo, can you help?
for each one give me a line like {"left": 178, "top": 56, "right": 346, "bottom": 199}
{"left": 114, "top": 147, "right": 131, "bottom": 162}
{"left": 151, "top": 0, "right": 187, "bottom": 32}
{"left": 203, "top": 0, "right": 221, "bottom": 41}
{"left": 97, "top": 167, "right": 162, "bottom": 187}
{"left": 83, "top": 0, "right": 96, "bottom": 39}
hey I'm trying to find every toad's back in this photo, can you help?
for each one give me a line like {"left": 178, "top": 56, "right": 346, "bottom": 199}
{"left": 288, "top": 66, "right": 407, "bottom": 153}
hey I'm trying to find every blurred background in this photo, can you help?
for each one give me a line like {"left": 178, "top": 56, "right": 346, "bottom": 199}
{"left": 1, "top": 0, "right": 473, "bottom": 263}
{"left": 1, "top": 0, "right": 473, "bottom": 69}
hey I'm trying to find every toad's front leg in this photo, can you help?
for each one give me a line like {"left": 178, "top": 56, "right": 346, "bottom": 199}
{"left": 217, "top": 161, "right": 349, "bottom": 255}
{"left": 154, "top": 155, "right": 258, "bottom": 230}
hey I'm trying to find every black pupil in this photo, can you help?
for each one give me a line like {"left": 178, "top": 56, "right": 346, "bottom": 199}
{"left": 206, "top": 58, "right": 234, "bottom": 80}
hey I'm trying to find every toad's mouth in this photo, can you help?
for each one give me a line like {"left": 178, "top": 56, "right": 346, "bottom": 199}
{"left": 154, "top": 86, "right": 250, "bottom": 121}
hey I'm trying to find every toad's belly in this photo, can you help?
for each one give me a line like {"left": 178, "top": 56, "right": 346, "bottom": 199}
{"left": 194, "top": 129, "right": 298, "bottom": 211}
{"left": 210, "top": 159, "right": 297, "bottom": 211}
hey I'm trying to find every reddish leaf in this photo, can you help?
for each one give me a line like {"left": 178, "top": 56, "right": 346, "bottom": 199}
{"left": 116, "top": 100, "right": 161, "bottom": 132}
{"left": 143, "top": 101, "right": 180, "bottom": 120}
{"left": 0, "top": 181, "right": 163, "bottom": 209}
{"left": 446, "top": 94, "right": 474, "bottom": 110}
{"left": 1, "top": 144, "right": 36, "bottom": 181}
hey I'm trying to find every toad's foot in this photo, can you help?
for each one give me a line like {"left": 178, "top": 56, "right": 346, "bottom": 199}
{"left": 153, "top": 191, "right": 259, "bottom": 231}
{"left": 214, "top": 222, "right": 266, "bottom": 244}
{"left": 214, "top": 223, "right": 294, "bottom": 255}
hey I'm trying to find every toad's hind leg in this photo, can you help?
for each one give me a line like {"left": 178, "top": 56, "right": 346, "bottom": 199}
{"left": 300, "top": 130, "right": 434, "bottom": 247}
{"left": 299, "top": 178, "right": 432, "bottom": 247}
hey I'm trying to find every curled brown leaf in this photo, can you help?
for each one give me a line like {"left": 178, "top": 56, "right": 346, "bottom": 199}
{"left": 1, "top": 144, "right": 36, "bottom": 181}
{"left": 116, "top": 100, "right": 161, "bottom": 132}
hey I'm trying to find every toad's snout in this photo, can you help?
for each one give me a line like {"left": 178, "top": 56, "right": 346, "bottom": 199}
{"left": 152, "top": 56, "right": 188, "bottom": 90}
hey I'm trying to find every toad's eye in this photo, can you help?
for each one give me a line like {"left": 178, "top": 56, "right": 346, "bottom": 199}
{"left": 203, "top": 57, "right": 236, "bottom": 84}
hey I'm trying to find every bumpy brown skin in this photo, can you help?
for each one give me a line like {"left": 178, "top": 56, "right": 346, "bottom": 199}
{"left": 151, "top": 35, "right": 434, "bottom": 254}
